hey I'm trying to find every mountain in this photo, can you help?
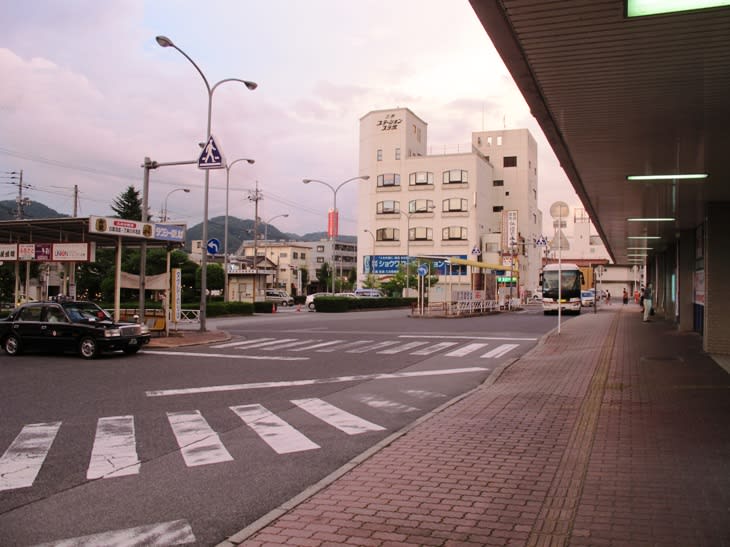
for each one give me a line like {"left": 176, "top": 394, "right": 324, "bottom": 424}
{"left": 0, "top": 200, "right": 67, "bottom": 220}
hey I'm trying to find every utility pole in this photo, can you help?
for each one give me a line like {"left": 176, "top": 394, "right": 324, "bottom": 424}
{"left": 8, "top": 170, "right": 31, "bottom": 219}
{"left": 248, "top": 181, "right": 263, "bottom": 305}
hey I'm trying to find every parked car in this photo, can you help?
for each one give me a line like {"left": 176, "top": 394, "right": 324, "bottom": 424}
{"left": 264, "top": 289, "right": 294, "bottom": 306}
{"left": 0, "top": 300, "right": 151, "bottom": 359}
{"left": 335, "top": 292, "right": 357, "bottom": 298}
{"left": 580, "top": 290, "right": 596, "bottom": 307}
{"left": 354, "top": 288, "right": 384, "bottom": 298}
{"left": 305, "top": 292, "right": 333, "bottom": 311}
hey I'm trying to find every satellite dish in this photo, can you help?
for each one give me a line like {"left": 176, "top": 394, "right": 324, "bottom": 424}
{"left": 549, "top": 201, "right": 570, "bottom": 218}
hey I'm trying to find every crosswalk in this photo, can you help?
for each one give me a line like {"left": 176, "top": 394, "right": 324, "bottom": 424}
{"left": 0, "top": 393, "right": 440, "bottom": 493}
{"left": 209, "top": 336, "right": 525, "bottom": 359}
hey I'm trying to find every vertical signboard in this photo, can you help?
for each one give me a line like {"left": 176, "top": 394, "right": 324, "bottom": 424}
{"left": 327, "top": 209, "right": 339, "bottom": 239}
{"left": 172, "top": 268, "right": 182, "bottom": 322}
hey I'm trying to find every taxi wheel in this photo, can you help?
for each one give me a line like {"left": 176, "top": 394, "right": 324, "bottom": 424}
{"left": 4, "top": 335, "right": 22, "bottom": 356}
{"left": 79, "top": 337, "right": 98, "bottom": 359}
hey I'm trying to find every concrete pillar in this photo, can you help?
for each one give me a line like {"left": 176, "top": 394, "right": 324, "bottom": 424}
{"left": 677, "top": 229, "right": 695, "bottom": 332}
{"left": 704, "top": 203, "right": 730, "bottom": 355}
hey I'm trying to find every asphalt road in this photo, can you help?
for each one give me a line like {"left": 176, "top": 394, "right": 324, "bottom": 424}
{"left": 0, "top": 304, "right": 565, "bottom": 546}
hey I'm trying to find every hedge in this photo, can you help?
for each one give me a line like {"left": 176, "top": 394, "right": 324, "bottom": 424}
{"left": 312, "top": 296, "right": 415, "bottom": 313}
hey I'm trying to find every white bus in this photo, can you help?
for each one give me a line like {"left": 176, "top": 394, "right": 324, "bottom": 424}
{"left": 540, "top": 263, "right": 583, "bottom": 315}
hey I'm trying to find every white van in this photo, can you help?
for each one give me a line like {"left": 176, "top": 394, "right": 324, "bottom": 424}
{"left": 264, "top": 290, "right": 294, "bottom": 306}
{"left": 354, "top": 288, "right": 384, "bottom": 298}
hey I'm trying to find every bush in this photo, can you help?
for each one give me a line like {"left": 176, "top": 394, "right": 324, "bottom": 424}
{"left": 312, "top": 297, "right": 352, "bottom": 313}
{"left": 206, "top": 301, "right": 254, "bottom": 316}
{"left": 313, "top": 296, "right": 415, "bottom": 313}
{"left": 254, "top": 301, "right": 277, "bottom": 314}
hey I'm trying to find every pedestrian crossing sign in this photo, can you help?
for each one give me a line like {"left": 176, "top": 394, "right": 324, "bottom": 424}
{"left": 198, "top": 135, "right": 225, "bottom": 169}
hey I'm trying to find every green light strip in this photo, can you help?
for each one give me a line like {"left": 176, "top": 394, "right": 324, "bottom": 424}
{"left": 627, "top": 0, "right": 730, "bottom": 17}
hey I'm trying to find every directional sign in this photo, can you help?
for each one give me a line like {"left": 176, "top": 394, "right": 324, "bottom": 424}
{"left": 417, "top": 265, "right": 428, "bottom": 277}
{"left": 206, "top": 238, "right": 221, "bottom": 255}
{"left": 198, "top": 135, "right": 225, "bottom": 169}
{"left": 471, "top": 245, "right": 481, "bottom": 256}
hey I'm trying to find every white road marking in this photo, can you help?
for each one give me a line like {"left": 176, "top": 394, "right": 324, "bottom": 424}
{"left": 445, "top": 343, "right": 489, "bottom": 357}
{"left": 378, "top": 341, "right": 429, "bottom": 354}
{"left": 316, "top": 340, "right": 374, "bottom": 352}
{"left": 230, "top": 404, "right": 320, "bottom": 454}
{"left": 357, "top": 395, "right": 419, "bottom": 414}
{"left": 410, "top": 342, "right": 459, "bottom": 355}
{"left": 292, "top": 398, "right": 385, "bottom": 434}
{"left": 0, "top": 422, "right": 61, "bottom": 492}
{"left": 34, "top": 519, "right": 196, "bottom": 546}
{"left": 293, "top": 339, "right": 345, "bottom": 351}
{"left": 141, "top": 350, "right": 307, "bottom": 361}
{"left": 237, "top": 338, "right": 297, "bottom": 349}
{"left": 400, "top": 334, "right": 537, "bottom": 341}
{"left": 87, "top": 416, "right": 140, "bottom": 479}
{"left": 347, "top": 341, "right": 400, "bottom": 353}
{"left": 146, "top": 367, "right": 488, "bottom": 397}
{"left": 401, "top": 389, "right": 447, "bottom": 400}
{"left": 262, "top": 339, "right": 320, "bottom": 350}
{"left": 210, "top": 337, "right": 274, "bottom": 349}
{"left": 166, "top": 411, "right": 233, "bottom": 467}
{"left": 481, "top": 343, "right": 520, "bottom": 358}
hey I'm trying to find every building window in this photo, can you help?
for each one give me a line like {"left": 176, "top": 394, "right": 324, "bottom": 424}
{"left": 376, "top": 200, "right": 400, "bottom": 214}
{"left": 493, "top": 179, "right": 504, "bottom": 187}
{"left": 486, "top": 242, "right": 500, "bottom": 253}
{"left": 497, "top": 136, "right": 503, "bottom": 146}
{"left": 376, "top": 227, "right": 399, "bottom": 241}
{"left": 316, "top": 257, "right": 324, "bottom": 263}
{"left": 442, "top": 198, "right": 468, "bottom": 212}
{"left": 442, "top": 169, "right": 468, "bottom": 184}
{"left": 395, "top": 148, "right": 401, "bottom": 160}
{"left": 487, "top": 136, "right": 492, "bottom": 146}
{"left": 533, "top": 188, "right": 537, "bottom": 200}
{"left": 409, "top": 227, "right": 433, "bottom": 241}
{"left": 300, "top": 252, "right": 306, "bottom": 259}
{"left": 442, "top": 226, "right": 468, "bottom": 240}
{"left": 377, "top": 173, "right": 400, "bottom": 187}
{"left": 408, "top": 171, "right": 433, "bottom": 186}
{"left": 377, "top": 149, "right": 383, "bottom": 161}
{"left": 408, "top": 199, "right": 434, "bottom": 213}
{"left": 316, "top": 245, "right": 325, "bottom": 252}
{"left": 279, "top": 252, "right": 288, "bottom": 258}
{"left": 503, "top": 156, "right": 517, "bottom": 167}
{"left": 292, "top": 252, "right": 298, "bottom": 259}
{"left": 533, "top": 213, "right": 537, "bottom": 225}
{"left": 505, "top": 191, "right": 510, "bottom": 196}
{"left": 493, "top": 206, "right": 504, "bottom": 213}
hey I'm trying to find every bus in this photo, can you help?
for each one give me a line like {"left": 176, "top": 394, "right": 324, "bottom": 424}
{"left": 540, "top": 263, "right": 584, "bottom": 315}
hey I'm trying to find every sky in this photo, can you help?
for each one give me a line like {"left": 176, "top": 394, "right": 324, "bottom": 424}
{"left": 0, "top": 0, "right": 580, "bottom": 238}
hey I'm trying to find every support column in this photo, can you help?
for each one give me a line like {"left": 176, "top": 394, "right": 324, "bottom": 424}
{"left": 704, "top": 203, "right": 730, "bottom": 355}
{"left": 677, "top": 229, "right": 694, "bottom": 332}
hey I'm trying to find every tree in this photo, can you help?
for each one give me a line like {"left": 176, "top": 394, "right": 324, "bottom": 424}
{"left": 316, "top": 263, "right": 331, "bottom": 292}
{"left": 111, "top": 186, "right": 144, "bottom": 220}
{"left": 195, "top": 263, "right": 224, "bottom": 294}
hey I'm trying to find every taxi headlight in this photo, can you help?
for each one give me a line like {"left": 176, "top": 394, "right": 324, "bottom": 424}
{"left": 139, "top": 324, "right": 150, "bottom": 335}
{"left": 105, "top": 328, "right": 121, "bottom": 337}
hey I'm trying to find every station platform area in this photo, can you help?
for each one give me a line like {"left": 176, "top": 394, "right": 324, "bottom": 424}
{"left": 220, "top": 303, "right": 730, "bottom": 546}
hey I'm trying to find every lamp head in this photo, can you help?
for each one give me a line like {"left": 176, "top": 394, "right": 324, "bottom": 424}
{"left": 282, "top": 214, "right": 289, "bottom": 218}
{"left": 155, "top": 35, "right": 174, "bottom": 48}
{"left": 183, "top": 189, "right": 191, "bottom": 193}
{"left": 244, "top": 81, "right": 258, "bottom": 91}
{"left": 302, "top": 179, "right": 311, "bottom": 184}
{"left": 361, "top": 175, "right": 370, "bottom": 181}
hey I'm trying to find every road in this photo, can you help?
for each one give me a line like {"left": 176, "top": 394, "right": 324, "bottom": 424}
{"left": 0, "top": 304, "right": 565, "bottom": 546}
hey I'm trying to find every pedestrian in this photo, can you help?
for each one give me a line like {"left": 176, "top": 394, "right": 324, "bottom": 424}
{"left": 622, "top": 288, "right": 628, "bottom": 305}
{"left": 643, "top": 283, "right": 653, "bottom": 322}
{"left": 634, "top": 289, "right": 640, "bottom": 304}
{"left": 639, "top": 287, "right": 645, "bottom": 311}
{"left": 606, "top": 290, "right": 611, "bottom": 305}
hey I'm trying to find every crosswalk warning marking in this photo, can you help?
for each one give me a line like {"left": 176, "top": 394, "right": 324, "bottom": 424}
{"left": 237, "top": 338, "right": 297, "bottom": 350}
{"left": 316, "top": 340, "right": 373, "bottom": 353}
{"left": 231, "top": 404, "right": 320, "bottom": 454}
{"left": 0, "top": 422, "right": 61, "bottom": 492}
{"left": 347, "top": 340, "right": 400, "bottom": 353}
{"left": 39, "top": 518, "right": 196, "bottom": 547}
{"left": 87, "top": 416, "right": 140, "bottom": 479}
{"left": 291, "top": 339, "right": 345, "bottom": 351}
{"left": 445, "top": 343, "right": 489, "bottom": 357}
{"left": 481, "top": 343, "right": 520, "bottom": 359}
{"left": 262, "top": 339, "right": 321, "bottom": 351}
{"left": 410, "top": 342, "right": 459, "bottom": 355}
{"left": 378, "top": 341, "right": 429, "bottom": 354}
{"left": 357, "top": 395, "right": 419, "bottom": 414}
{"left": 167, "top": 410, "right": 233, "bottom": 467}
{"left": 211, "top": 337, "right": 274, "bottom": 349}
{"left": 292, "top": 398, "right": 386, "bottom": 434}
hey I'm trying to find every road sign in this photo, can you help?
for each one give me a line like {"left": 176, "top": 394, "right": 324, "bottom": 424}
{"left": 471, "top": 245, "right": 481, "bottom": 256}
{"left": 198, "top": 135, "right": 225, "bottom": 169}
{"left": 417, "top": 265, "right": 428, "bottom": 277}
{"left": 206, "top": 238, "right": 221, "bottom": 255}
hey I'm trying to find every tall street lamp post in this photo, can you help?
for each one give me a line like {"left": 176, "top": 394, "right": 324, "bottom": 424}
{"left": 156, "top": 35, "right": 256, "bottom": 331}
{"left": 264, "top": 213, "right": 289, "bottom": 288}
{"left": 162, "top": 188, "right": 191, "bottom": 222}
{"left": 302, "top": 176, "right": 369, "bottom": 294}
{"left": 223, "top": 158, "right": 255, "bottom": 302}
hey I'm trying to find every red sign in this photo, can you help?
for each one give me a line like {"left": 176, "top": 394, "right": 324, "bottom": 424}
{"left": 327, "top": 209, "right": 339, "bottom": 239}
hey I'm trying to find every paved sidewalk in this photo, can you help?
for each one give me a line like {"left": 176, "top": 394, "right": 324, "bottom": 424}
{"left": 222, "top": 305, "right": 730, "bottom": 547}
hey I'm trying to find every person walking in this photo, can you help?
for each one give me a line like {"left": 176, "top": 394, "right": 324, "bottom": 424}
{"left": 622, "top": 288, "right": 629, "bottom": 305}
{"left": 643, "top": 283, "right": 653, "bottom": 321}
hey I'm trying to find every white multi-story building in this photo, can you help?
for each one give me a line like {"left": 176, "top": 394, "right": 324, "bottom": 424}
{"left": 357, "top": 108, "right": 543, "bottom": 294}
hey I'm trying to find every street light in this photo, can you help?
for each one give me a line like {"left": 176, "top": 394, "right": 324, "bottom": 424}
{"left": 156, "top": 35, "right": 257, "bottom": 331}
{"left": 302, "top": 176, "right": 370, "bottom": 293}
{"left": 264, "top": 213, "right": 289, "bottom": 288}
{"left": 224, "top": 158, "right": 255, "bottom": 302}
{"left": 162, "top": 188, "right": 191, "bottom": 222}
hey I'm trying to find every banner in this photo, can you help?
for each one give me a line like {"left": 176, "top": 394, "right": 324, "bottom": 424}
{"left": 89, "top": 216, "right": 154, "bottom": 239}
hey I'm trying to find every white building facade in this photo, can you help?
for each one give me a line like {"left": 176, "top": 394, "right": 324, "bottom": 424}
{"left": 357, "top": 108, "right": 542, "bottom": 295}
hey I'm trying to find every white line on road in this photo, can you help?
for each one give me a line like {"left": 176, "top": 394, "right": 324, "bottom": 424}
{"left": 145, "top": 367, "right": 488, "bottom": 397}
{"left": 410, "top": 342, "right": 459, "bottom": 355}
{"left": 293, "top": 339, "right": 345, "bottom": 351}
{"left": 87, "top": 416, "right": 140, "bottom": 479}
{"left": 230, "top": 404, "right": 320, "bottom": 454}
{"left": 33, "top": 519, "right": 196, "bottom": 547}
{"left": 141, "top": 350, "right": 308, "bottom": 361}
{"left": 292, "top": 398, "right": 386, "bottom": 434}
{"left": 357, "top": 395, "right": 419, "bottom": 414}
{"left": 262, "top": 339, "right": 320, "bottom": 350}
{"left": 378, "top": 341, "right": 429, "bottom": 354}
{"left": 445, "top": 343, "right": 489, "bottom": 357}
{"left": 315, "top": 340, "right": 374, "bottom": 352}
{"left": 346, "top": 340, "right": 400, "bottom": 353}
{"left": 481, "top": 343, "right": 520, "bottom": 358}
{"left": 0, "top": 422, "right": 61, "bottom": 492}
{"left": 236, "top": 338, "right": 298, "bottom": 349}
{"left": 210, "top": 337, "right": 274, "bottom": 349}
{"left": 166, "top": 411, "right": 233, "bottom": 467}
{"left": 399, "top": 334, "right": 537, "bottom": 341}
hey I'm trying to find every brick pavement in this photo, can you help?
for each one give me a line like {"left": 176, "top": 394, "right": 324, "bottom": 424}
{"left": 222, "top": 305, "right": 730, "bottom": 547}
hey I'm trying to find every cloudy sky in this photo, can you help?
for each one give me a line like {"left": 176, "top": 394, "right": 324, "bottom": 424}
{"left": 0, "top": 0, "right": 579, "bottom": 237}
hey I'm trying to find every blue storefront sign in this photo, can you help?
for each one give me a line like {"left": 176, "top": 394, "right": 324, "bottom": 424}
{"left": 364, "top": 255, "right": 467, "bottom": 275}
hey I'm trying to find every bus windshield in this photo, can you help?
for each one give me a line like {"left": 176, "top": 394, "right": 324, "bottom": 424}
{"left": 542, "top": 270, "right": 582, "bottom": 295}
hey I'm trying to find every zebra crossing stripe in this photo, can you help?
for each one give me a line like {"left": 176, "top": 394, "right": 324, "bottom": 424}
{"left": 378, "top": 341, "right": 429, "bottom": 354}
{"left": 294, "top": 339, "right": 345, "bottom": 351}
{"left": 230, "top": 404, "right": 320, "bottom": 454}
{"left": 0, "top": 422, "right": 61, "bottom": 492}
{"left": 210, "top": 337, "right": 274, "bottom": 349}
{"left": 445, "top": 343, "right": 489, "bottom": 357}
{"left": 410, "top": 342, "right": 459, "bottom": 355}
{"left": 87, "top": 416, "right": 140, "bottom": 479}
{"left": 481, "top": 343, "right": 520, "bottom": 358}
{"left": 34, "top": 519, "right": 196, "bottom": 547}
{"left": 262, "top": 339, "right": 320, "bottom": 351}
{"left": 166, "top": 411, "right": 233, "bottom": 467}
{"left": 238, "top": 338, "right": 297, "bottom": 349}
{"left": 347, "top": 340, "right": 400, "bottom": 353}
{"left": 316, "top": 340, "right": 373, "bottom": 352}
{"left": 292, "top": 398, "right": 385, "bottom": 434}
